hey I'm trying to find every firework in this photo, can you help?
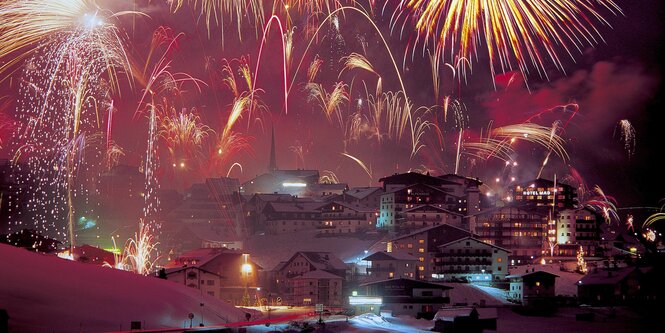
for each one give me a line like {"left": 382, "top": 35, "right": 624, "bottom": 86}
{"left": 341, "top": 152, "right": 372, "bottom": 183}
{"left": 615, "top": 119, "right": 636, "bottom": 158}
{"left": 643, "top": 213, "right": 665, "bottom": 230}
{"left": 5, "top": 0, "right": 135, "bottom": 249}
{"left": 340, "top": 52, "right": 379, "bottom": 77}
{"left": 123, "top": 220, "right": 159, "bottom": 275}
{"left": 319, "top": 170, "right": 340, "bottom": 184}
{"left": 396, "top": 0, "right": 622, "bottom": 81}
{"left": 306, "top": 82, "right": 349, "bottom": 128}
{"left": 307, "top": 55, "right": 324, "bottom": 83}
{"left": 169, "top": 0, "right": 264, "bottom": 42}
{"left": 157, "top": 106, "right": 213, "bottom": 166}
{"left": 583, "top": 185, "right": 619, "bottom": 224}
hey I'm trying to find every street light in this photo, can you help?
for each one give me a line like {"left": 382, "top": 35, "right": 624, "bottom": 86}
{"left": 241, "top": 254, "right": 253, "bottom": 306}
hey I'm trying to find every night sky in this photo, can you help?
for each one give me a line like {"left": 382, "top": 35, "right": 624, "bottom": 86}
{"left": 1, "top": 0, "right": 663, "bottom": 208}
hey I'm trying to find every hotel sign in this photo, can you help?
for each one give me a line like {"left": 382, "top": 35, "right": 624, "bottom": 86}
{"left": 522, "top": 190, "right": 550, "bottom": 196}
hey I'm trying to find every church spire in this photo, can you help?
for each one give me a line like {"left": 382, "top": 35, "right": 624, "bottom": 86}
{"left": 269, "top": 126, "right": 278, "bottom": 172}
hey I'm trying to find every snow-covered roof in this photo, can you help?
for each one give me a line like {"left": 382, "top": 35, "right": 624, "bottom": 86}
{"left": 362, "top": 251, "right": 418, "bottom": 262}
{"left": 437, "top": 236, "right": 511, "bottom": 253}
{"left": 403, "top": 204, "right": 461, "bottom": 215}
{"left": 265, "top": 201, "right": 324, "bottom": 213}
{"left": 390, "top": 223, "right": 472, "bottom": 243}
{"left": 578, "top": 267, "right": 638, "bottom": 286}
{"left": 506, "top": 270, "right": 559, "bottom": 279}
{"left": 345, "top": 187, "right": 382, "bottom": 199}
{"left": 292, "top": 269, "right": 344, "bottom": 280}
{"left": 298, "top": 251, "right": 348, "bottom": 271}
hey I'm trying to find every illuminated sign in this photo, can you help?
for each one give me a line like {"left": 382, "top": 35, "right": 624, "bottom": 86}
{"left": 349, "top": 296, "right": 383, "bottom": 305}
{"left": 283, "top": 182, "right": 307, "bottom": 187}
{"left": 522, "top": 190, "right": 551, "bottom": 196}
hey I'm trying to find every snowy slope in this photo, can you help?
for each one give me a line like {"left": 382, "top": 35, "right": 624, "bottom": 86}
{"left": 0, "top": 244, "right": 257, "bottom": 332}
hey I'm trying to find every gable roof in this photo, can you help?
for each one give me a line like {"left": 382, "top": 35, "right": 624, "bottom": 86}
{"left": 506, "top": 270, "right": 559, "bottom": 279}
{"left": 292, "top": 269, "right": 344, "bottom": 280}
{"left": 379, "top": 172, "right": 458, "bottom": 187}
{"left": 384, "top": 183, "right": 453, "bottom": 196}
{"left": 280, "top": 251, "right": 348, "bottom": 273}
{"left": 344, "top": 187, "right": 383, "bottom": 200}
{"left": 578, "top": 267, "right": 638, "bottom": 286}
{"left": 362, "top": 251, "right": 418, "bottom": 262}
{"left": 390, "top": 223, "right": 473, "bottom": 243}
{"left": 403, "top": 204, "right": 461, "bottom": 215}
{"left": 437, "top": 236, "right": 511, "bottom": 253}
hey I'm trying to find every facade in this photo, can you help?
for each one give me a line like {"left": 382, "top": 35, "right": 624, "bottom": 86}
{"left": 290, "top": 270, "right": 344, "bottom": 306}
{"left": 376, "top": 173, "right": 482, "bottom": 231}
{"left": 474, "top": 206, "right": 548, "bottom": 263}
{"left": 363, "top": 251, "right": 418, "bottom": 280}
{"left": 506, "top": 270, "right": 558, "bottom": 305}
{"left": 163, "top": 266, "right": 223, "bottom": 299}
{"left": 402, "top": 205, "right": 464, "bottom": 229}
{"left": 507, "top": 178, "right": 577, "bottom": 212}
{"left": 263, "top": 201, "right": 323, "bottom": 234}
{"left": 433, "top": 237, "right": 509, "bottom": 282}
{"left": 577, "top": 267, "right": 641, "bottom": 305}
{"left": 164, "top": 248, "right": 261, "bottom": 305}
{"left": 386, "top": 224, "right": 473, "bottom": 280}
{"left": 272, "top": 251, "right": 348, "bottom": 305}
{"left": 556, "top": 208, "right": 601, "bottom": 256}
{"left": 319, "top": 201, "right": 376, "bottom": 234}
{"left": 351, "top": 278, "right": 452, "bottom": 317}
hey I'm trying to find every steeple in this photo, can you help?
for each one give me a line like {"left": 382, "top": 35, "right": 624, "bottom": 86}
{"left": 269, "top": 126, "right": 278, "bottom": 172}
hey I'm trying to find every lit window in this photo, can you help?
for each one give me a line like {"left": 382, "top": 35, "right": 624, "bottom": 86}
{"left": 497, "top": 257, "right": 502, "bottom": 263}
{"left": 418, "top": 248, "right": 425, "bottom": 253}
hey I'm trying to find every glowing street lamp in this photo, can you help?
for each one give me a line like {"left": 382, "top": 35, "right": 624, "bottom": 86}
{"left": 241, "top": 254, "right": 252, "bottom": 306}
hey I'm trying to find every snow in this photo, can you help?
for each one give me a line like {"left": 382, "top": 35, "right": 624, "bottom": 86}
{"left": 0, "top": 243, "right": 259, "bottom": 332}
{"left": 447, "top": 283, "right": 510, "bottom": 306}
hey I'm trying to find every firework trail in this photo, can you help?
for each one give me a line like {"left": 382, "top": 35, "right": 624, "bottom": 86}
{"left": 157, "top": 106, "right": 213, "bottom": 170}
{"left": 319, "top": 170, "right": 340, "bottom": 184}
{"left": 394, "top": 0, "right": 622, "bottom": 82}
{"left": 123, "top": 220, "right": 159, "bottom": 275}
{"left": 583, "top": 185, "right": 619, "bottom": 224}
{"left": 306, "top": 81, "right": 349, "bottom": 129}
{"left": 615, "top": 119, "right": 636, "bottom": 158}
{"left": 341, "top": 152, "right": 373, "bottom": 184}
{"left": 169, "top": 0, "right": 264, "bottom": 43}
{"left": 6, "top": 2, "right": 134, "bottom": 248}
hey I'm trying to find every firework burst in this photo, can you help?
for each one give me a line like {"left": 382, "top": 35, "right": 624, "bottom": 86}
{"left": 396, "top": 0, "right": 622, "bottom": 81}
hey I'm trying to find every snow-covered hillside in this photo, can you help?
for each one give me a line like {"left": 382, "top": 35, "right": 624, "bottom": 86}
{"left": 0, "top": 243, "right": 257, "bottom": 332}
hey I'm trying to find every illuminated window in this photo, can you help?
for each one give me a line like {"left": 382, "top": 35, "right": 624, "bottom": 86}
{"left": 389, "top": 272, "right": 394, "bottom": 278}
{"left": 418, "top": 266, "right": 425, "bottom": 271}
{"left": 418, "top": 239, "right": 425, "bottom": 244}
{"left": 497, "top": 258, "right": 502, "bottom": 263}
{"left": 407, "top": 244, "right": 413, "bottom": 249}
{"left": 536, "top": 281, "right": 541, "bottom": 287}
{"left": 418, "top": 248, "right": 425, "bottom": 253}
{"left": 419, "top": 257, "right": 424, "bottom": 262}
